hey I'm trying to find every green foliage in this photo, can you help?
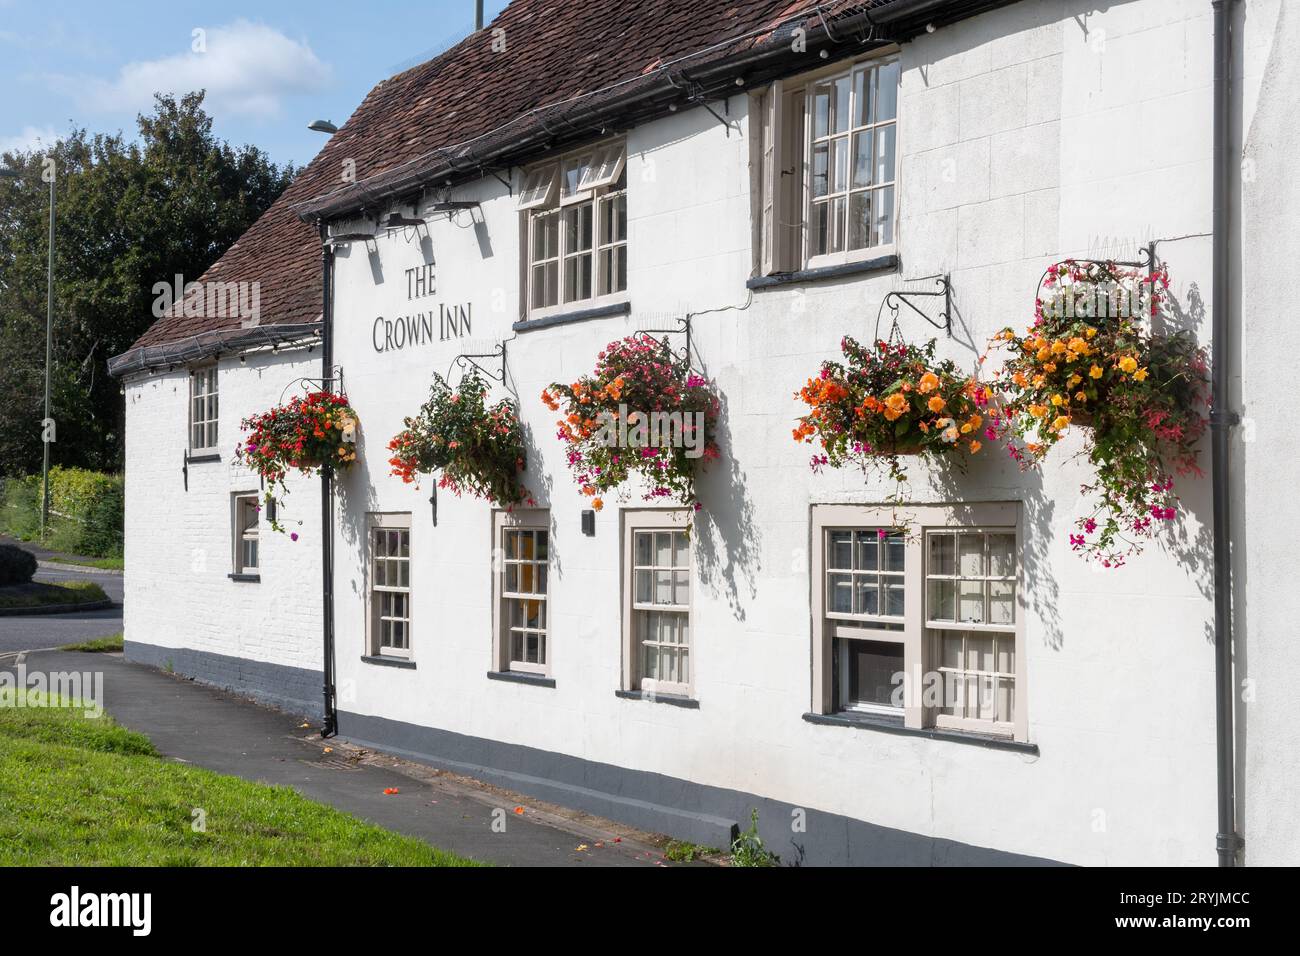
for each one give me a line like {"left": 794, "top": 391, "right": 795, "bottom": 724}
{"left": 0, "top": 91, "right": 296, "bottom": 476}
{"left": 663, "top": 839, "right": 715, "bottom": 863}
{"left": 60, "top": 632, "right": 124, "bottom": 653}
{"left": 388, "top": 371, "right": 531, "bottom": 506}
{"left": 0, "top": 543, "right": 38, "bottom": 585}
{"left": 0, "top": 468, "right": 123, "bottom": 558}
{"left": 730, "top": 809, "right": 780, "bottom": 867}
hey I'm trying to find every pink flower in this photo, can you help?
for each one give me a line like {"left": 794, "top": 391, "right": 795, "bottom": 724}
{"left": 290, "top": 532, "right": 299, "bottom": 542}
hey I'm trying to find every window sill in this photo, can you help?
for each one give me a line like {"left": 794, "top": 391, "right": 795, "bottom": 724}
{"left": 487, "top": 670, "right": 556, "bottom": 688}
{"left": 615, "top": 689, "right": 699, "bottom": 709}
{"left": 513, "top": 299, "right": 630, "bottom": 333}
{"left": 746, "top": 254, "right": 899, "bottom": 290}
{"left": 186, "top": 452, "right": 221, "bottom": 464}
{"left": 361, "top": 655, "right": 416, "bottom": 670}
{"left": 801, "top": 711, "right": 1038, "bottom": 754}
{"left": 227, "top": 572, "right": 260, "bottom": 583}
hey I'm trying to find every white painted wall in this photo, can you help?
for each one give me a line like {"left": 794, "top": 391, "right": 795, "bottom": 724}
{"left": 121, "top": 0, "right": 1298, "bottom": 865}
{"left": 122, "top": 350, "right": 323, "bottom": 675}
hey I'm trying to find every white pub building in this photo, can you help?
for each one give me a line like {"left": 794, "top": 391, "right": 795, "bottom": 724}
{"left": 109, "top": 0, "right": 1300, "bottom": 866}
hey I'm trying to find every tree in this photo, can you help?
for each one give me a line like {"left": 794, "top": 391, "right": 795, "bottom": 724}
{"left": 0, "top": 91, "right": 295, "bottom": 476}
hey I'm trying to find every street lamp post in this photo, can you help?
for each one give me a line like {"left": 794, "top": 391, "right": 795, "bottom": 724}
{"left": 1, "top": 163, "right": 55, "bottom": 537}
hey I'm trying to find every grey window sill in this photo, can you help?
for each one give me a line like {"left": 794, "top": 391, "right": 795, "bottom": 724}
{"left": 227, "top": 572, "right": 260, "bottom": 583}
{"left": 513, "top": 300, "right": 630, "bottom": 333}
{"left": 361, "top": 655, "right": 416, "bottom": 670}
{"left": 801, "top": 711, "right": 1039, "bottom": 754}
{"left": 487, "top": 670, "right": 556, "bottom": 688}
{"left": 615, "top": 689, "right": 699, "bottom": 709}
{"left": 186, "top": 452, "right": 221, "bottom": 464}
{"left": 746, "top": 254, "right": 899, "bottom": 290}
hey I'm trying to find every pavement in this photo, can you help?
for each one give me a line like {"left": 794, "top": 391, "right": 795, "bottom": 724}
{"left": 4, "top": 649, "right": 697, "bottom": 867}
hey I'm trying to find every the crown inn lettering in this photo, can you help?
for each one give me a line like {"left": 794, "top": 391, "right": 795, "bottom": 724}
{"left": 372, "top": 302, "right": 472, "bottom": 353}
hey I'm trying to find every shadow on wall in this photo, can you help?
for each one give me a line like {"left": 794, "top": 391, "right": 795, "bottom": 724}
{"left": 1153, "top": 279, "right": 1215, "bottom": 618}
{"left": 336, "top": 415, "right": 381, "bottom": 616}
{"left": 929, "top": 448, "right": 1063, "bottom": 650}
{"left": 694, "top": 385, "right": 760, "bottom": 623}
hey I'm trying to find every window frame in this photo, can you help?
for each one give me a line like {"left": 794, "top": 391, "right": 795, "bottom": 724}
{"left": 810, "top": 502, "right": 1026, "bottom": 742}
{"left": 366, "top": 513, "right": 413, "bottom": 660}
{"left": 232, "top": 492, "right": 260, "bottom": 574}
{"left": 188, "top": 364, "right": 219, "bottom": 455}
{"left": 801, "top": 53, "right": 900, "bottom": 269}
{"left": 521, "top": 140, "right": 628, "bottom": 318}
{"left": 491, "top": 509, "right": 552, "bottom": 677}
{"left": 621, "top": 509, "right": 694, "bottom": 699}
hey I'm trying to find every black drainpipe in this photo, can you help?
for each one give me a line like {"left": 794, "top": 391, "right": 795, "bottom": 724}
{"left": 319, "top": 221, "right": 339, "bottom": 738}
{"left": 1210, "top": 0, "right": 1240, "bottom": 866}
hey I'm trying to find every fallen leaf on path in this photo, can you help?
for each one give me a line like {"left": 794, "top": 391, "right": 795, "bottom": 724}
{"left": 383, "top": 787, "right": 400, "bottom": 795}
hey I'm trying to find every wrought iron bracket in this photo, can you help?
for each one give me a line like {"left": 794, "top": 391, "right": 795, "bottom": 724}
{"left": 447, "top": 339, "right": 510, "bottom": 384}
{"left": 879, "top": 274, "right": 952, "bottom": 338}
{"left": 640, "top": 314, "right": 693, "bottom": 363}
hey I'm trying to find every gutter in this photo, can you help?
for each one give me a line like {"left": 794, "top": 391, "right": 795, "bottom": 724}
{"left": 1209, "top": 0, "right": 1242, "bottom": 867}
{"left": 319, "top": 221, "right": 339, "bottom": 738}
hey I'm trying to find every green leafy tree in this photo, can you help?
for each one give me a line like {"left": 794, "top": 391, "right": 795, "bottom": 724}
{"left": 0, "top": 91, "right": 295, "bottom": 476}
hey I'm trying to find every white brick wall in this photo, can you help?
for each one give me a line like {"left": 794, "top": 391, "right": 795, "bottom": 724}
{"left": 122, "top": 350, "right": 323, "bottom": 675}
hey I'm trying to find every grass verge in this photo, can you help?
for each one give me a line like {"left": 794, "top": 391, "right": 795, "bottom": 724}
{"left": 60, "top": 632, "right": 124, "bottom": 653}
{"left": 49, "top": 555, "right": 125, "bottom": 571}
{"left": 0, "top": 580, "right": 108, "bottom": 609}
{"left": 0, "top": 690, "right": 480, "bottom": 866}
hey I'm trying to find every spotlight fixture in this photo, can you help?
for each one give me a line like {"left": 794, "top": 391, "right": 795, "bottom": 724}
{"left": 385, "top": 211, "right": 425, "bottom": 228}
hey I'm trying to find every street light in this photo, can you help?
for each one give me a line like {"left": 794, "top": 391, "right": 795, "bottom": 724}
{"left": 1, "top": 162, "right": 56, "bottom": 537}
{"left": 307, "top": 120, "right": 337, "bottom": 134}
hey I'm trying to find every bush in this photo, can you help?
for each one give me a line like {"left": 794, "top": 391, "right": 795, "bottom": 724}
{"left": 0, "top": 469, "right": 123, "bottom": 559}
{"left": 0, "top": 543, "right": 38, "bottom": 586}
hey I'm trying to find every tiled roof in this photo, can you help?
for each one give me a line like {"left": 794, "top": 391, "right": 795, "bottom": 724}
{"left": 113, "top": 0, "right": 1012, "bottom": 369}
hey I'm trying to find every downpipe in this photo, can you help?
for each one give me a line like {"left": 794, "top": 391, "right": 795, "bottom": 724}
{"left": 320, "top": 221, "right": 339, "bottom": 738}
{"left": 1210, "top": 0, "right": 1240, "bottom": 866}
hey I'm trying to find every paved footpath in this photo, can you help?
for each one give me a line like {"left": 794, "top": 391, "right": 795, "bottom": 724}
{"left": 12, "top": 649, "right": 686, "bottom": 867}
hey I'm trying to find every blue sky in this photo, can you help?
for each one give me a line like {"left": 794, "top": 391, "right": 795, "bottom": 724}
{"left": 0, "top": 0, "right": 511, "bottom": 170}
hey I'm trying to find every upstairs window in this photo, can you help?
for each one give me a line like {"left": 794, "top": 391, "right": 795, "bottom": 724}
{"left": 752, "top": 53, "right": 900, "bottom": 274}
{"left": 521, "top": 142, "right": 627, "bottom": 313}
{"left": 189, "top": 366, "right": 218, "bottom": 454}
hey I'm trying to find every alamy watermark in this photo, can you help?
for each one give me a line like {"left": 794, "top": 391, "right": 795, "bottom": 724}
{"left": 591, "top": 404, "right": 706, "bottom": 458}
{"left": 1039, "top": 276, "right": 1158, "bottom": 321}
{"left": 0, "top": 665, "right": 104, "bottom": 717}
{"left": 152, "top": 273, "right": 261, "bottom": 327}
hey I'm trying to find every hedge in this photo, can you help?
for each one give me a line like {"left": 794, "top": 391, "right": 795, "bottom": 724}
{"left": 0, "top": 468, "right": 123, "bottom": 559}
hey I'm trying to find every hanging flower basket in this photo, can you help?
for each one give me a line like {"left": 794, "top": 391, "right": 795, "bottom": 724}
{"left": 988, "top": 259, "right": 1209, "bottom": 566}
{"left": 793, "top": 335, "right": 990, "bottom": 484}
{"left": 542, "top": 333, "right": 721, "bottom": 513}
{"left": 388, "top": 370, "right": 531, "bottom": 507}
{"left": 238, "top": 390, "right": 359, "bottom": 536}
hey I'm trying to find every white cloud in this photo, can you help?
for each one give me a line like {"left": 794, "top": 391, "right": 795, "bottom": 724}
{"left": 47, "top": 20, "right": 331, "bottom": 120}
{"left": 0, "top": 125, "right": 58, "bottom": 155}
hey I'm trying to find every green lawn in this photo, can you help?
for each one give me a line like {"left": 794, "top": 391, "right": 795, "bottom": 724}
{"left": 60, "top": 632, "right": 124, "bottom": 653}
{"left": 0, "top": 690, "right": 480, "bottom": 866}
{"left": 0, "top": 580, "right": 108, "bottom": 609}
